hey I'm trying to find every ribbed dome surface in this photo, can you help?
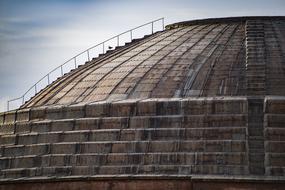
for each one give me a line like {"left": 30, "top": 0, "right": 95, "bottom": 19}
{"left": 22, "top": 16, "right": 285, "bottom": 108}
{"left": 1, "top": 17, "right": 285, "bottom": 190}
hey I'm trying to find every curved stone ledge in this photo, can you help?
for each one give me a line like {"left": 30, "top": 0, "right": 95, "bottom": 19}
{"left": 1, "top": 97, "right": 248, "bottom": 125}
{"left": 0, "top": 174, "right": 285, "bottom": 190}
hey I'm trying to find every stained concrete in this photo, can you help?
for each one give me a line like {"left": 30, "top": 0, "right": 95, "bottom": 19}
{"left": 1, "top": 17, "right": 285, "bottom": 189}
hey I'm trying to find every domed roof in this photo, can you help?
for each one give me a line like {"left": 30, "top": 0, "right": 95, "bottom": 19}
{"left": 1, "top": 17, "right": 285, "bottom": 189}
{"left": 22, "top": 16, "right": 285, "bottom": 108}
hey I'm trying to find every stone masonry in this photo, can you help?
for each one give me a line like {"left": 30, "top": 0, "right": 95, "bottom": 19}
{"left": 1, "top": 17, "right": 285, "bottom": 189}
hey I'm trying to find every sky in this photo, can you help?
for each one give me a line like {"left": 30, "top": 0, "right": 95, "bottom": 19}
{"left": 0, "top": 0, "right": 285, "bottom": 112}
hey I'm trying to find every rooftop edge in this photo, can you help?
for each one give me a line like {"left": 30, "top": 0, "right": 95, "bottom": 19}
{"left": 166, "top": 16, "right": 285, "bottom": 29}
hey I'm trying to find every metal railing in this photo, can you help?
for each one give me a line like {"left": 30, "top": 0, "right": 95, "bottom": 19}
{"left": 7, "top": 18, "right": 164, "bottom": 111}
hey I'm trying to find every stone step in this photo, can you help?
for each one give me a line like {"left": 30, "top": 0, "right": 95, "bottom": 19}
{"left": 246, "top": 34, "right": 265, "bottom": 38}
{"left": 246, "top": 26, "right": 264, "bottom": 30}
{"left": 267, "top": 82, "right": 285, "bottom": 87}
{"left": 246, "top": 44, "right": 265, "bottom": 49}
{"left": 0, "top": 124, "right": 14, "bottom": 135}
{"left": 0, "top": 114, "right": 247, "bottom": 136}
{"left": 246, "top": 85, "right": 265, "bottom": 90}
{"left": 246, "top": 75, "right": 266, "bottom": 80}
{"left": 246, "top": 74, "right": 266, "bottom": 78}
{"left": 245, "top": 34, "right": 264, "bottom": 39}
{"left": 248, "top": 128, "right": 264, "bottom": 137}
{"left": 246, "top": 42, "right": 265, "bottom": 47}
{"left": 265, "top": 114, "right": 285, "bottom": 128}
{"left": 264, "top": 97, "right": 285, "bottom": 114}
{"left": 0, "top": 97, "right": 248, "bottom": 125}
{"left": 246, "top": 56, "right": 267, "bottom": 61}
{"left": 0, "top": 127, "right": 246, "bottom": 146}
{"left": 246, "top": 88, "right": 266, "bottom": 93}
{"left": 246, "top": 70, "right": 265, "bottom": 74}
{"left": 246, "top": 68, "right": 266, "bottom": 72}
{"left": 249, "top": 165, "right": 265, "bottom": 175}
{"left": 246, "top": 55, "right": 266, "bottom": 60}
{"left": 248, "top": 140, "right": 265, "bottom": 149}
{"left": 246, "top": 64, "right": 266, "bottom": 68}
{"left": 246, "top": 24, "right": 264, "bottom": 27}
{"left": 0, "top": 140, "right": 246, "bottom": 157}
{"left": 0, "top": 152, "right": 248, "bottom": 170}
{"left": 249, "top": 152, "right": 265, "bottom": 163}
{"left": 265, "top": 141, "right": 285, "bottom": 153}
{"left": 247, "top": 49, "right": 266, "bottom": 54}
{"left": 247, "top": 79, "right": 266, "bottom": 83}
{"left": 265, "top": 166, "right": 285, "bottom": 176}
{"left": 0, "top": 164, "right": 249, "bottom": 179}
{"left": 246, "top": 72, "right": 266, "bottom": 76}
{"left": 248, "top": 148, "right": 265, "bottom": 154}
{"left": 246, "top": 91, "right": 266, "bottom": 96}
{"left": 246, "top": 32, "right": 264, "bottom": 36}
{"left": 245, "top": 20, "right": 266, "bottom": 101}
{"left": 265, "top": 153, "right": 285, "bottom": 167}
{"left": 247, "top": 83, "right": 266, "bottom": 89}
{"left": 265, "top": 128, "right": 285, "bottom": 141}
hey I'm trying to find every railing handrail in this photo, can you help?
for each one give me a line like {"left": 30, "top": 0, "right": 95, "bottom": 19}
{"left": 7, "top": 18, "right": 165, "bottom": 111}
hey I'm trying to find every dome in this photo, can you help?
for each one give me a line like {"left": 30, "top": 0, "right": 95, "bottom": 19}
{"left": 0, "top": 17, "right": 285, "bottom": 190}
{"left": 20, "top": 16, "right": 285, "bottom": 108}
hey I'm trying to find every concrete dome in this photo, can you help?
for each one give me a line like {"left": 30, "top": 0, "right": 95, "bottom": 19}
{"left": 20, "top": 16, "right": 285, "bottom": 108}
{"left": 1, "top": 17, "right": 285, "bottom": 190}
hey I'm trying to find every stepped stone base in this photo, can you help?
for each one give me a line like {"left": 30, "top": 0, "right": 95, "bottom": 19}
{"left": 1, "top": 96, "right": 285, "bottom": 189}
{"left": 0, "top": 97, "right": 285, "bottom": 182}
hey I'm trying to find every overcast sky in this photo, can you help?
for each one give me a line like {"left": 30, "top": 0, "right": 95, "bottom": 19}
{"left": 1, "top": 0, "right": 285, "bottom": 112}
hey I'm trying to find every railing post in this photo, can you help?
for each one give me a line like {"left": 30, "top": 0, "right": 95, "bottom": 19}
{"left": 117, "top": 36, "right": 119, "bottom": 46}
{"left": 151, "top": 21, "right": 154, "bottom": 34}
{"left": 130, "top": 30, "right": 132, "bottom": 41}
{"left": 34, "top": 85, "right": 37, "bottom": 94}
{"left": 61, "top": 65, "right": 63, "bottom": 76}
{"left": 74, "top": 57, "right": 77, "bottom": 68}
{"left": 47, "top": 74, "right": 50, "bottom": 85}
{"left": 102, "top": 42, "right": 105, "bottom": 53}
{"left": 162, "top": 18, "right": 164, "bottom": 30}
{"left": 7, "top": 101, "right": 9, "bottom": 111}
{"left": 87, "top": 50, "right": 90, "bottom": 61}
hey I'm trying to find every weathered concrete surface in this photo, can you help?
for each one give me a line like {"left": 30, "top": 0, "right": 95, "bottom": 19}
{"left": 19, "top": 17, "right": 285, "bottom": 109}
{"left": 1, "top": 16, "right": 285, "bottom": 189}
{"left": 0, "top": 97, "right": 248, "bottom": 180}
{"left": 0, "top": 96, "right": 284, "bottom": 183}
{"left": 0, "top": 177, "right": 284, "bottom": 190}
{"left": 0, "top": 179, "right": 192, "bottom": 190}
